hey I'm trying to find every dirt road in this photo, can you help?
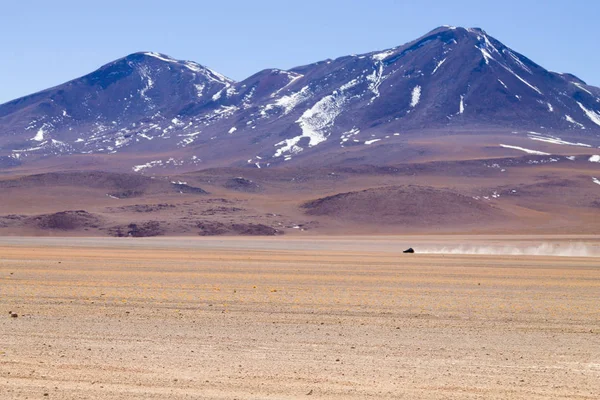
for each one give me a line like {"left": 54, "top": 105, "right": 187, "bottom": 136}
{"left": 1, "top": 237, "right": 599, "bottom": 399}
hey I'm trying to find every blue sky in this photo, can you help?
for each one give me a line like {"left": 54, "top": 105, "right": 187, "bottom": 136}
{"left": 1, "top": 0, "right": 598, "bottom": 104}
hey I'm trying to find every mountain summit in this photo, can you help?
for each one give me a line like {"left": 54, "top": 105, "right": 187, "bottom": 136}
{"left": 1, "top": 26, "right": 599, "bottom": 171}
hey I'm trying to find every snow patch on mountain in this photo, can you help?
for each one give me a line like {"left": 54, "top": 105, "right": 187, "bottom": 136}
{"left": 565, "top": 115, "right": 585, "bottom": 129}
{"left": 263, "top": 85, "right": 312, "bottom": 116}
{"left": 367, "top": 62, "right": 387, "bottom": 104}
{"left": 365, "top": 138, "right": 381, "bottom": 145}
{"left": 507, "top": 51, "right": 532, "bottom": 74}
{"left": 410, "top": 86, "right": 422, "bottom": 108}
{"left": 274, "top": 89, "right": 348, "bottom": 157}
{"left": 32, "top": 127, "right": 46, "bottom": 142}
{"left": 502, "top": 65, "right": 542, "bottom": 95}
{"left": 177, "top": 131, "right": 202, "bottom": 147}
{"left": 270, "top": 72, "right": 304, "bottom": 98}
{"left": 477, "top": 46, "right": 495, "bottom": 65}
{"left": 589, "top": 155, "right": 600, "bottom": 163}
{"left": 340, "top": 128, "right": 360, "bottom": 144}
{"left": 576, "top": 102, "right": 600, "bottom": 127}
{"left": 372, "top": 49, "right": 395, "bottom": 61}
{"left": 499, "top": 144, "right": 550, "bottom": 155}
{"left": 527, "top": 132, "right": 590, "bottom": 147}
{"left": 138, "top": 65, "right": 155, "bottom": 105}
{"left": 432, "top": 58, "right": 446, "bottom": 75}
{"left": 572, "top": 81, "right": 593, "bottom": 96}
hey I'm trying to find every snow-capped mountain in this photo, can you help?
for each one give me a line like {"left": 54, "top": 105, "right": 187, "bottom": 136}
{"left": 1, "top": 26, "right": 600, "bottom": 171}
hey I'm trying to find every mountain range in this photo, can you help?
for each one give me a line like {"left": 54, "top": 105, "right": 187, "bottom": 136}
{"left": 1, "top": 26, "right": 600, "bottom": 173}
{"left": 1, "top": 26, "right": 599, "bottom": 237}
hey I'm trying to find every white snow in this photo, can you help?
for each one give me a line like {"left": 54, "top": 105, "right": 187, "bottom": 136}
{"left": 576, "top": 102, "right": 600, "bottom": 127}
{"left": 432, "top": 58, "right": 446, "bottom": 75}
{"left": 203, "top": 67, "right": 233, "bottom": 85}
{"left": 410, "top": 86, "right": 422, "bottom": 108}
{"left": 138, "top": 133, "right": 153, "bottom": 140}
{"left": 566, "top": 156, "right": 576, "bottom": 161}
{"left": 365, "top": 139, "right": 381, "bottom": 145}
{"left": 273, "top": 138, "right": 303, "bottom": 158}
{"left": 270, "top": 72, "right": 304, "bottom": 98}
{"left": 228, "top": 127, "right": 237, "bottom": 134}
{"left": 132, "top": 160, "right": 163, "bottom": 172}
{"left": 589, "top": 155, "right": 600, "bottom": 163}
{"left": 138, "top": 65, "right": 155, "bottom": 104}
{"left": 499, "top": 144, "right": 550, "bottom": 155}
{"left": 144, "top": 52, "right": 176, "bottom": 64}
{"left": 476, "top": 46, "right": 495, "bottom": 65}
{"left": 177, "top": 131, "right": 202, "bottom": 147}
{"left": 144, "top": 52, "right": 233, "bottom": 85}
{"left": 459, "top": 95, "right": 465, "bottom": 114}
{"left": 32, "top": 128, "right": 45, "bottom": 142}
{"left": 255, "top": 162, "right": 261, "bottom": 169}
{"left": 263, "top": 85, "right": 312, "bottom": 116}
{"left": 114, "top": 136, "right": 131, "bottom": 148}
{"left": 527, "top": 132, "right": 591, "bottom": 147}
{"left": 480, "top": 35, "right": 500, "bottom": 53}
{"left": 572, "top": 82, "right": 593, "bottom": 96}
{"left": 498, "top": 79, "right": 508, "bottom": 90}
{"left": 593, "top": 177, "right": 600, "bottom": 186}
{"left": 339, "top": 78, "right": 360, "bottom": 91}
{"left": 366, "top": 62, "right": 386, "bottom": 104}
{"left": 225, "top": 86, "right": 237, "bottom": 98}
{"left": 372, "top": 49, "right": 395, "bottom": 61}
{"left": 212, "top": 88, "right": 225, "bottom": 101}
{"left": 194, "top": 83, "right": 205, "bottom": 97}
{"left": 275, "top": 90, "right": 347, "bottom": 158}
{"left": 565, "top": 115, "right": 585, "bottom": 129}
{"left": 547, "top": 103, "right": 554, "bottom": 112}
{"left": 502, "top": 65, "right": 542, "bottom": 95}
{"left": 340, "top": 128, "right": 360, "bottom": 144}
{"left": 12, "top": 145, "right": 45, "bottom": 153}
{"left": 507, "top": 51, "right": 532, "bottom": 74}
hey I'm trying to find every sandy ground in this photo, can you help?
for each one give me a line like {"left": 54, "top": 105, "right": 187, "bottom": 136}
{"left": 1, "top": 237, "right": 599, "bottom": 399}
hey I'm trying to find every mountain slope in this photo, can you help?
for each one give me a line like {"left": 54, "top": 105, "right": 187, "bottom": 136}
{"left": 1, "top": 27, "right": 600, "bottom": 172}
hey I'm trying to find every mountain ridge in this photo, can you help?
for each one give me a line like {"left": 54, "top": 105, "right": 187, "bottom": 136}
{"left": 1, "top": 26, "right": 600, "bottom": 173}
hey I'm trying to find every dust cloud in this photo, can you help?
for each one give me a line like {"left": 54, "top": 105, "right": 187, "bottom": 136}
{"left": 418, "top": 242, "right": 599, "bottom": 257}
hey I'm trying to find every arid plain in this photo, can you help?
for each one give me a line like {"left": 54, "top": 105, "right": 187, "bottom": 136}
{"left": 1, "top": 236, "right": 599, "bottom": 399}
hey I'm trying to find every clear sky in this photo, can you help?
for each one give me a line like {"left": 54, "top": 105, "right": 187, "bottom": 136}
{"left": 1, "top": 0, "right": 598, "bottom": 104}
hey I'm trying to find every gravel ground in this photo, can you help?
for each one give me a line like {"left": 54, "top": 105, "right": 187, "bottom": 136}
{"left": 1, "top": 237, "right": 599, "bottom": 399}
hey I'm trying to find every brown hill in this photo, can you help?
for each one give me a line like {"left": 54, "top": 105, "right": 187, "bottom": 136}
{"left": 302, "top": 185, "right": 506, "bottom": 227}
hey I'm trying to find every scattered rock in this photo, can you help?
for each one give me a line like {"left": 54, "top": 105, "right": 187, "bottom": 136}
{"left": 107, "top": 189, "right": 145, "bottom": 199}
{"left": 29, "top": 210, "right": 101, "bottom": 231}
{"left": 200, "top": 206, "right": 244, "bottom": 216}
{"left": 106, "top": 204, "right": 176, "bottom": 213}
{"left": 10, "top": 313, "right": 18, "bottom": 318}
{"left": 108, "top": 221, "right": 165, "bottom": 237}
{"left": 403, "top": 247, "right": 415, "bottom": 253}
{"left": 197, "top": 222, "right": 281, "bottom": 236}
{"left": 171, "top": 183, "right": 208, "bottom": 194}
{"left": 224, "top": 177, "right": 262, "bottom": 193}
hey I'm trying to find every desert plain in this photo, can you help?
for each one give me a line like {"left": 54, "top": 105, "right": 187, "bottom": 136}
{"left": 1, "top": 235, "right": 599, "bottom": 399}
